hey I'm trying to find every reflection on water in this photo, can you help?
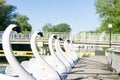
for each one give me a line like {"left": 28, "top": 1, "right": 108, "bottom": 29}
{"left": 0, "top": 70, "right": 5, "bottom": 73}
{"left": 0, "top": 67, "right": 5, "bottom": 74}
{"left": 0, "top": 64, "right": 7, "bottom": 74}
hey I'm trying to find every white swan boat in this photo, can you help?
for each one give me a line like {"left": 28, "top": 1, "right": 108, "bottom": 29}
{"left": 54, "top": 38, "right": 72, "bottom": 72}
{"left": 2, "top": 24, "right": 36, "bottom": 80}
{"left": 44, "top": 34, "right": 68, "bottom": 80}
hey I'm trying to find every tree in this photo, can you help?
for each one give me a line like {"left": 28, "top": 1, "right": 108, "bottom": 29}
{"left": 42, "top": 23, "right": 72, "bottom": 32}
{"left": 56, "top": 23, "right": 71, "bottom": 32}
{"left": 42, "top": 23, "right": 52, "bottom": 32}
{"left": 95, "top": 0, "right": 120, "bottom": 33}
{"left": 0, "top": 0, "right": 32, "bottom": 31}
{"left": 0, "top": 0, "right": 16, "bottom": 31}
{"left": 13, "top": 13, "right": 32, "bottom": 31}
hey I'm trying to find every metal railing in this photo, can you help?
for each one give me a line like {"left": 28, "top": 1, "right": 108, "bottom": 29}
{"left": 73, "top": 32, "right": 120, "bottom": 43}
{"left": 0, "top": 31, "right": 120, "bottom": 43}
{"left": 0, "top": 31, "right": 70, "bottom": 41}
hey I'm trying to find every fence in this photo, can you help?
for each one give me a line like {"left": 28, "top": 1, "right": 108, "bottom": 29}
{"left": 0, "top": 31, "right": 120, "bottom": 43}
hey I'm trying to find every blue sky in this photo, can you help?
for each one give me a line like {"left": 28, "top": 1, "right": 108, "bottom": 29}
{"left": 7, "top": 0, "right": 100, "bottom": 33}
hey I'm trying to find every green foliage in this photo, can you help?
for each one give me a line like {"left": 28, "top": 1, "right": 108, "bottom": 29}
{"left": 42, "top": 23, "right": 52, "bottom": 32}
{"left": 102, "top": 47, "right": 109, "bottom": 51}
{"left": 0, "top": 0, "right": 16, "bottom": 31}
{"left": 0, "top": 0, "right": 5, "bottom": 4}
{"left": 95, "top": 0, "right": 120, "bottom": 33}
{"left": 56, "top": 23, "right": 71, "bottom": 32}
{"left": 13, "top": 13, "right": 32, "bottom": 31}
{"left": 42, "top": 23, "right": 72, "bottom": 32}
{"left": 0, "top": 0, "right": 32, "bottom": 31}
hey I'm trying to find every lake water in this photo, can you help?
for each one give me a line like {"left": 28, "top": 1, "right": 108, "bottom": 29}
{"left": 0, "top": 63, "right": 8, "bottom": 73}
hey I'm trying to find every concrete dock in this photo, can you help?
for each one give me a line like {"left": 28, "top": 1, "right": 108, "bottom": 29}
{"left": 66, "top": 56, "right": 120, "bottom": 80}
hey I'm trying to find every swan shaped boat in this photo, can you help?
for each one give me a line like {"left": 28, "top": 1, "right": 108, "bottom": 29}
{"left": 44, "top": 34, "right": 68, "bottom": 80}
{"left": 68, "top": 41, "right": 81, "bottom": 59}
{"left": 54, "top": 38, "right": 72, "bottom": 72}
{"left": 2, "top": 24, "right": 36, "bottom": 80}
{"left": 56, "top": 39, "right": 75, "bottom": 67}
{"left": 66, "top": 40, "right": 80, "bottom": 62}
{"left": 64, "top": 40, "right": 77, "bottom": 65}
{"left": 21, "top": 31, "right": 61, "bottom": 80}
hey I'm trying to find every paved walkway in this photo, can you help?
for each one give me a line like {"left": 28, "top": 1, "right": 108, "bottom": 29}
{"left": 66, "top": 56, "right": 120, "bottom": 80}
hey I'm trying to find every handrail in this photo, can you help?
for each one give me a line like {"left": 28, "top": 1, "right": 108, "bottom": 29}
{"left": 0, "top": 31, "right": 120, "bottom": 43}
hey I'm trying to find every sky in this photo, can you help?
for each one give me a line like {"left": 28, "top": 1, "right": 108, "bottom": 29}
{"left": 7, "top": 0, "right": 100, "bottom": 33}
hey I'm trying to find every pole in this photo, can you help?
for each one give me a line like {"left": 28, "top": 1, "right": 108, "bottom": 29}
{"left": 109, "top": 28, "right": 111, "bottom": 47}
{"left": 108, "top": 24, "right": 112, "bottom": 48}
